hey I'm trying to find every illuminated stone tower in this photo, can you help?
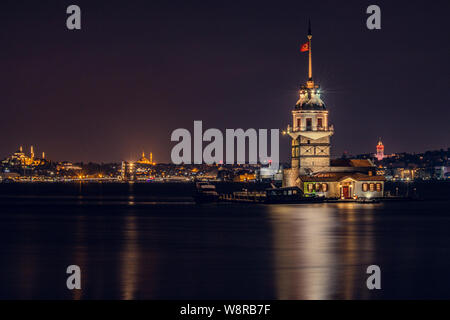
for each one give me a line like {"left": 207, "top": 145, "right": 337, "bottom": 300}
{"left": 376, "top": 138, "right": 384, "bottom": 161}
{"left": 286, "top": 22, "right": 334, "bottom": 177}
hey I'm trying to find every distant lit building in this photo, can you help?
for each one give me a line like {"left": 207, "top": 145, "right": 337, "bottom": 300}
{"left": 136, "top": 151, "right": 155, "bottom": 165}
{"left": 376, "top": 138, "right": 385, "bottom": 161}
{"left": 56, "top": 162, "right": 82, "bottom": 171}
{"left": 393, "top": 168, "right": 417, "bottom": 181}
{"left": 121, "top": 161, "right": 135, "bottom": 181}
{"left": 233, "top": 172, "right": 256, "bottom": 182}
{"left": 434, "top": 166, "right": 450, "bottom": 180}
{"left": 2, "top": 145, "right": 46, "bottom": 167}
{"left": 258, "top": 164, "right": 283, "bottom": 182}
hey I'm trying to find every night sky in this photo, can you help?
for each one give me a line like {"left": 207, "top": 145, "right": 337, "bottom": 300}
{"left": 1, "top": 0, "right": 449, "bottom": 163}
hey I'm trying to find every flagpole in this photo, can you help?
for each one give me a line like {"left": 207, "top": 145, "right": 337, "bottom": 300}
{"left": 307, "top": 20, "right": 312, "bottom": 81}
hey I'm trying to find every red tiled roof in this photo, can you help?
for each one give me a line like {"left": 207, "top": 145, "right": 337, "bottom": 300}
{"left": 330, "top": 159, "right": 374, "bottom": 167}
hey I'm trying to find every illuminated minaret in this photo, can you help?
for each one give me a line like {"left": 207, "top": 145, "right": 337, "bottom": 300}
{"left": 376, "top": 138, "right": 384, "bottom": 161}
{"left": 150, "top": 152, "right": 153, "bottom": 164}
{"left": 30, "top": 146, "right": 35, "bottom": 160}
{"left": 285, "top": 21, "right": 334, "bottom": 176}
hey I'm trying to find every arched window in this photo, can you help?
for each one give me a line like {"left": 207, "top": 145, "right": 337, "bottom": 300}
{"left": 307, "top": 184, "right": 314, "bottom": 192}
{"left": 322, "top": 183, "right": 328, "bottom": 192}
{"left": 362, "top": 183, "right": 369, "bottom": 192}
{"left": 376, "top": 183, "right": 382, "bottom": 192}
{"left": 369, "top": 183, "right": 375, "bottom": 191}
{"left": 315, "top": 183, "right": 321, "bottom": 192}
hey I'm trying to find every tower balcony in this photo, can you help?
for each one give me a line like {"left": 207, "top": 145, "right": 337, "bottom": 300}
{"left": 284, "top": 124, "right": 334, "bottom": 140}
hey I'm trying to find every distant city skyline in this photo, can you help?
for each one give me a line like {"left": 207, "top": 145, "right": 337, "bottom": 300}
{"left": 1, "top": 1, "right": 449, "bottom": 163}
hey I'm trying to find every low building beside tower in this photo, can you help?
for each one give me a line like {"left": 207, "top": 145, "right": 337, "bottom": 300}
{"left": 299, "top": 172, "right": 385, "bottom": 200}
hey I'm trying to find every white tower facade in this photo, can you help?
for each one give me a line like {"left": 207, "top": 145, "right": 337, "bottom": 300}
{"left": 284, "top": 23, "right": 334, "bottom": 185}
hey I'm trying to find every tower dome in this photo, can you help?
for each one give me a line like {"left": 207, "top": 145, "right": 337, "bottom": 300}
{"left": 295, "top": 85, "right": 326, "bottom": 111}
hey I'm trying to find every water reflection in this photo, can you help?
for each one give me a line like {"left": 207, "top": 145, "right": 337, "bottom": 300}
{"left": 3, "top": 196, "right": 450, "bottom": 299}
{"left": 72, "top": 215, "right": 87, "bottom": 300}
{"left": 120, "top": 216, "right": 139, "bottom": 299}
{"left": 269, "top": 203, "right": 377, "bottom": 299}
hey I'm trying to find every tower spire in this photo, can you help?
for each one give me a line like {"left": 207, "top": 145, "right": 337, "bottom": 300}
{"left": 307, "top": 19, "right": 313, "bottom": 82}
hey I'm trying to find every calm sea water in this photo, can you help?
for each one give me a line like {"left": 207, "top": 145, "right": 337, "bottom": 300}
{"left": 0, "top": 182, "right": 449, "bottom": 299}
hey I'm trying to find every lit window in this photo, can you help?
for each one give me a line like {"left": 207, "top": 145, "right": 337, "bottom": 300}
{"left": 315, "top": 183, "right": 321, "bottom": 192}
{"left": 317, "top": 118, "right": 323, "bottom": 128}
{"left": 362, "top": 183, "right": 368, "bottom": 192}
{"left": 307, "top": 184, "right": 314, "bottom": 192}
{"left": 322, "top": 183, "right": 328, "bottom": 192}
{"left": 369, "top": 183, "right": 375, "bottom": 191}
{"left": 376, "top": 183, "right": 382, "bottom": 192}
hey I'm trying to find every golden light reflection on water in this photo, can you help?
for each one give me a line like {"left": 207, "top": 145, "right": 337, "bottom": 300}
{"left": 72, "top": 215, "right": 87, "bottom": 300}
{"left": 269, "top": 203, "right": 377, "bottom": 300}
{"left": 120, "top": 215, "right": 140, "bottom": 300}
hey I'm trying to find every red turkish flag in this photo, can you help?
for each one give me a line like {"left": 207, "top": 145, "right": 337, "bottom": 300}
{"left": 300, "top": 42, "right": 309, "bottom": 52}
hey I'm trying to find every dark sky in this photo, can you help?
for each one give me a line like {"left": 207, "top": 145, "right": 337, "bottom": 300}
{"left": 0, "top": 0, "right": 449, "bottom": 163}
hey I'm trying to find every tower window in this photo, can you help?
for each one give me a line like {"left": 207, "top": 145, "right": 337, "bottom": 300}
{"left": 297, "top": 118, "right": 301, "bottom": 128}
{"left": 317, "top": 118, "right": 323, "bottom": 128}
{"left": 306, "top": 118, "right": 312, "bottom": 129}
